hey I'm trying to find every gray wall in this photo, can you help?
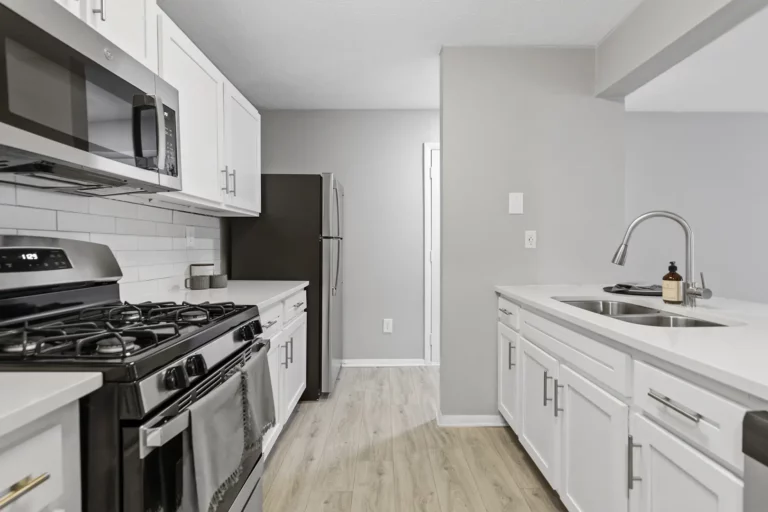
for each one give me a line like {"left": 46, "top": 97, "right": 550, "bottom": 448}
{"left": 261, "top": 110, "right": 440, "bottom": 360}
{"left": 440, "top": 48, "right": 626, "bottom": 416}
{"left": 625, "top": 112, "right": 768, "bottom": 303}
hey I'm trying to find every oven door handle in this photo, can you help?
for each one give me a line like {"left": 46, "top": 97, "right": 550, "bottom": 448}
{"left": 140, "top": 410, "right": 189, "bottom": 459}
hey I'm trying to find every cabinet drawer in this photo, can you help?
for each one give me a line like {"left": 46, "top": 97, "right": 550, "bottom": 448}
{"left": 498, "top": 296, "right": 520, "bottom": 331}
{"left": 283, "top": 289, "right": 307, "bottom": 324}
{"left": 260, "top": 303, "right": 283, "bottom": 340}
{"left": 0, "top": 424, "right": 64, "bottom": 510}
{"left": 521, "top": 310, "right": 632, "bottom": 396}
{"left": 634, "top": 361, "right": 748, "bottom": 473}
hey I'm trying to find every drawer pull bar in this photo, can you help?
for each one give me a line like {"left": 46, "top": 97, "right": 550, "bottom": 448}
{"left": 543, "top": 371, "right": 553, "bottom": 406}
{"left": 0, "top": 473, "right": 50, "bottom": 509}
{"left": 499, "top": 308, "right": 513, "bottom": 316}
{"left": 263, "top": 320, "right": 277, "bottom": 330}
{"left": 647, "top": 390, "right": 702, "bottom": 423}
{"left": 294, "top": 301, "right": 305, "bottom": 309}
{"left": 627, "top": 435, "right": 642, "bottom": 495}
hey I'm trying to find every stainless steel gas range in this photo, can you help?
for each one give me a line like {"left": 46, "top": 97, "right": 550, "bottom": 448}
{"left": 0, "top": 236, "right": 267, "bottom": 512}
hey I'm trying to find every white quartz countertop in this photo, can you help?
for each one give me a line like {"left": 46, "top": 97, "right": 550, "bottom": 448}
{"left": 149, "top": 280, "right": 309, "bottom": 311}
{"left": 0, "top": 372, "right": 102, "bottom": 438}
{"left": 496, "top": 284, "right": 768, "bottom": 403}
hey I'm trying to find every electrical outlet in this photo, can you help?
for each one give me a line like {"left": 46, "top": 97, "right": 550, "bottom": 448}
{"left": 383, "top": 319, "right": 393, "bottom": 334}
{"left": 525, "top": 230, "right": 537, "bottom": 249}
{"left": 186, "top": 226, "right": 195, "bottom": 249}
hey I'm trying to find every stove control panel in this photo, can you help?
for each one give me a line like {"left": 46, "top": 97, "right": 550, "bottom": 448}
{"left": 0, "top": 248, "right": 72, "bottom": 273}
{"left": 237, "top": 319, "right": 263, "bottom": 342}
{"left": 164, "top": 365, "right": 191, "bottom": 390}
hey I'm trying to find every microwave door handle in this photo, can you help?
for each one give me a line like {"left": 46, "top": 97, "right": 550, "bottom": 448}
{"left": 155, "top": 95, "right": 166, "bottom": 172}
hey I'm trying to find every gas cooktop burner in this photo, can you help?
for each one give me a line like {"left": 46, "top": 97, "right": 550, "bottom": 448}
{"left": 118, "top": 310, "right": 141, "bottom": 323}
{"left": 1, "top": 339, "right": 40, "bottom": 353}
{"left": 96, "top": 336, "right": 138, "bottom": 355}
{"left": 179, "top": 310, "right": 208, "bottom": 323}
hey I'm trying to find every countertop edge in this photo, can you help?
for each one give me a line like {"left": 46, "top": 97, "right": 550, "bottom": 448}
{"left": 495, "top": 286, "right": 768, "bottom": 404}
{"left": 256, "top": 281, "right": 310, "bottom": 310}
{"left": 0, "top": 373, "right": 103, "bottom": 438}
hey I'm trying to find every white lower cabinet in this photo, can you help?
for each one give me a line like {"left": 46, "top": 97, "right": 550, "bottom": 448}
{"left": 520, "top": 337, "right": 560, "bottom": 489}
{"left": 498, "top": 322, "right": 519, "bottom": 432}
{"left": 559, "top": 365, "right": 628, "bottom": 512}
{"left": 629, "top": 413, "right": 743, "bottom": 512}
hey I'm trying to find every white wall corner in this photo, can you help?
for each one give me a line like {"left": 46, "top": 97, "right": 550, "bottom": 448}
{"left": 437, "top": 413, "right": 507, "bottom": 428}
{"left": 341, "top": 359, "right": 427, "bottom": 368}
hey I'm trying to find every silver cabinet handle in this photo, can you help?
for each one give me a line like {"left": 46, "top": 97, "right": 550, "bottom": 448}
{"left": 543, "top": 370, "right": 553, "bottom": 406}
{"left": 627, "top": 435, "right": 642, "bottom": 495}
{"left": 221, "top": 166, "right": 229, "bottom": 193}
{"left": 282, "top": 343, "right": 289, "bottom": 368}
{"left": 92, "top": 0, "right": 106, "bottom": 21}
{"left": 0, "top": 473, "right": 50, "bottom": 509}
{"left": 229, "top": 168, "right": 237, "bottom": 197}
{"left": 289, "top": 337, "right": 294, "bottom": 363}
{"left": 647, "top": 390, "right": 702, "bottom": 423}
{"left": 263, "top": 320, "right": 277, "bottom": 330}
{"left": 554, "top": 379, "right": 564, "bottom": 417}
{"left": 499, "top": 308, "right": 512, "bottom": 316}
{"left": 294, "top": 301, "right": 305, "bottom": 309}
{"left": 508, "top": 342, "right": 515, "bottom": 369}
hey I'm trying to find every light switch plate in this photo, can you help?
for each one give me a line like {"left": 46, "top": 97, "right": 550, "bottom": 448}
{"left": 185, "top": 226, "right": 195, "bottom": 249}
{"left": 383, "top": 319, "right": 393, "bottom": 334}
{"left": 509, "top": 193, "right": 524, "bottom": 214}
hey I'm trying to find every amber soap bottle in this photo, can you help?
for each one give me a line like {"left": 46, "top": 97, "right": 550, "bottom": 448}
{"left": 662, "top": 261, "right": 683, "bottom": 305}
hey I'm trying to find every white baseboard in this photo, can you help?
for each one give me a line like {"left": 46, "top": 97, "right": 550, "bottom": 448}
{"left": 341, "top": 359, "right": 427, "bottom": 367}
{"left": 437, "top": 413, "right": 506, "bottom": 428}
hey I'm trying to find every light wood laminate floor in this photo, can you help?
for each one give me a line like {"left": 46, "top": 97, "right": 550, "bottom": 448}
{"left": 264, "top": 367, "right": 566, "bottom": 512}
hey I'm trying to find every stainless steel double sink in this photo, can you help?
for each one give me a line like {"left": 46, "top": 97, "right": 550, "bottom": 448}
{"left": 555, "top": 299, "right": 726, "bottom": 328}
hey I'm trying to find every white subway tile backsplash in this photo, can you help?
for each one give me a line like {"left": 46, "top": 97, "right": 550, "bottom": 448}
{"left": 17, "top": 188, "right": 89, "bottom": 213}
{"left": 89, "top": 197, "right": 138, "bottom": 219}
{"left": 0, "top": 182, "right": 15, "bottom": 205}
{"left": 156, "top": 222, "right": 186, "bottom": 237}
{"left": 90, "top": 234, "right": 139, "bottom": 251}
{"left": 0, "top": 185, "right": 223, "bottom": 292}
{"left": 17, "top": 230, "right": 90, "bottom": 242}
{"left": 58, "top": 212, "right": 115, "bottom": 233}
{"left": 0, "top": 205, "right": 57, "bottom": 230}
{"left": 116, "top": 218, "right": 156, "bottom": 236}
{"left": 136, "top": 204, "right": 173, "bottom": 223}
{"left": 172, "top": 211, "right": 219, "bottom": 228}
{"left": 136, "top": 236, "right": 173, "bottom": 250}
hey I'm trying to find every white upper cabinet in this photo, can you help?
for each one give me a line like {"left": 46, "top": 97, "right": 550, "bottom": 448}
{"left": 629, "top": 413, "right": 743, "bottom": 512}
{"left": 223, "top": 81, "right": 262, "bottom": 213}
{"left": 85, "top": 0, "right": 158, "bottom": 72}
{"left": 519, "top": 337, "right": 560, "bottom": 489}
{"left": 53, "top": 0, "right": 82, "bottom": 17}
{"left": 559, "top": 365, "right": 629, "bottom": 512}
{"left": 157, "top": 12, "right": 225, "bottom": 206}
{"left": 498, "top": 322, "right": 519, "bottom": 432}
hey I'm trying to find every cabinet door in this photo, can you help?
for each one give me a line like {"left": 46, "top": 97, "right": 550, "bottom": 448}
{"left": 498, "top": 322, "right": 519, "bottom": 432}
{"left": 559, "top": 365, "right": 629, "bottom": 512}
{"left": 284, "top": 314, "right": 307, "bottom": 420}
{"left": 224, "top": 81, "right": 262, "bottom": 213}
{"left": 263, "top": 342, "right": 282, "bottom": 457}
{"left": 520, "top": 337, "right": 560, "bottom": 489}
{"left": 629, "top": 413, "right": 743, "bottom": 512}
{"left": 87, "top": 0, "right": 158, "bottom": 71}
{"left": 158, "top": 13, "right": 225, "bottom": 204}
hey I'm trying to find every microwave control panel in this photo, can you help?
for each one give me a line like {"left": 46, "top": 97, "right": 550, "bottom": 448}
{"left": 163, "top": 106, "right": 178, "bottom": 177}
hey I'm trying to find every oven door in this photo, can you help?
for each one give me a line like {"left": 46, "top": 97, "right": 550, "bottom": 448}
{"left": 0, "top": 0, "right": 180, "bottom": 194}
{"left": 122, "top": 344, "right": 263, "bottom": 512}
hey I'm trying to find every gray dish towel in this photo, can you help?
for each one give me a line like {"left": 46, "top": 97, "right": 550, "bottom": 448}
{"left": 188, "top": 370, "right": 257, "bottom": 512}
{"left": 240, "top": 346, "right": 276, "bottom": 439}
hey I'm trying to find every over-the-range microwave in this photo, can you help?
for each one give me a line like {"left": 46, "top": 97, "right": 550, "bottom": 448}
{"left": 0, "top": 0, "right": 181, "bottom": 196}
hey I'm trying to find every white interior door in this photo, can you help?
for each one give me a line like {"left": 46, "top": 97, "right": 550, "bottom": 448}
{"left": 559, "top": 365, "right": 629, "bottom": 512}
{"left": 424, "top": 144, "right": 440, "bottom": 363}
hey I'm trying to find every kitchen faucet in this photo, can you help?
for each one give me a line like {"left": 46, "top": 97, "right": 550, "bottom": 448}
{"left": 611, "top": 211, "right": 712, "bottom": 307}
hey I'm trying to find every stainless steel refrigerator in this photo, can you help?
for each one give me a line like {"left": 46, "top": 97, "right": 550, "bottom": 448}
{"left": 229, "top": 173, "right": 344, "bottom": 397}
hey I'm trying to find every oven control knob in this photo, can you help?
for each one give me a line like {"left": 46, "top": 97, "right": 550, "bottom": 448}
{"left": 238, "top": 321, "right": 261, "bottom": 342}
{"left": 185, "top": 354, "right": 208, "bottom": 377}
{"left": 164, "top": 365, "right": 190, "bottom": 390}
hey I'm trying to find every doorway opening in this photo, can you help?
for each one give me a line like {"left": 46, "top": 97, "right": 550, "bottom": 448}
{"left": 424, "top": 143, "right": 440, "bottom": 365}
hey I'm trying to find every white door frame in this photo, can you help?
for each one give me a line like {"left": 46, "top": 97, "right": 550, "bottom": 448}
{"left": 424, "top": 143, "right": 440, "bottom": 364}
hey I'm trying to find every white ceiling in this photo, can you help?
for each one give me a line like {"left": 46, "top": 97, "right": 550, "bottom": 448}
{"left": 626, "top": 6, "right": 768, "bottom": 113}
{"left": 158, "top": 0, "right": 644, "bottom": 110}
